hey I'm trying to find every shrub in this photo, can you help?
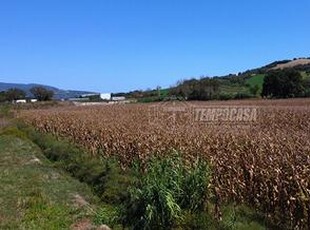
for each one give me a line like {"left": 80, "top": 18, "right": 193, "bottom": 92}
{"left": 94, "top": 205, "right": 121, "bottom": 228}
{"left": 218, "top": 93, "right": 234, "bottom": 100}
{"left": 0, "top": 126, "right": 28, "bottom": 139}
{"left": 234, "top": 92, "right": 254, "bottom": 99}
{"left": 0, "top": 105, "right": 13, "bottom": 117}
{"left": 123, "top": 151, "right": 211, "bottom": 229}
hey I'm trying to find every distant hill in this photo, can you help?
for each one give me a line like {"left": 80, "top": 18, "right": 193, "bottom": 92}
{"left": 271, "top": 58, "right": 310, "bottom": 70}
{"left": 0, "top": 82, "right": 96, "bottom": 100}
{"left": 121, "top": 57, "right": 310, "bottom": 101}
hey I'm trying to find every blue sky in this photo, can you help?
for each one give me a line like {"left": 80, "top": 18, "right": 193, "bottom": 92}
{"left": 0, "top": 0, "right": 309, "bottom": 92}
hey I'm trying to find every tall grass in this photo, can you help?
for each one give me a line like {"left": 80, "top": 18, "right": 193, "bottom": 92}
{"left": 123, "top": 151, "right": 211, "bottom": 229}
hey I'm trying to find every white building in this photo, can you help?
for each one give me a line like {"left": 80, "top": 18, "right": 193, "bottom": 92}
{"left": 100, "top": 93, "right": 111, "bottom": 100}
{"left": 81, "top": 93, "right": 98, "bottom": 97}
{"left": 15, "top": 99, "right": 27, "bottom": 103}
{"left": 112, "top": 96, "right": 126, "bottom": 101}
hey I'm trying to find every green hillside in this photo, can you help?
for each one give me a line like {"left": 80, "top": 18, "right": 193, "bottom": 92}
{"left": 246, "top": 74, "right": 265, "bottom": 88}
{"left": 76, "top": 58, "right": 310, "bottom": 102}
{"left": 245, "top": 74, "right": 265, "bottom": 95}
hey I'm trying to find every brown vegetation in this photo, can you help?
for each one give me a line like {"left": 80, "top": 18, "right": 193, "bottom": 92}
{"left": 19, "top": 99, "right": 310, "bottom": 228}
{"left": 271, "top": 58, "right": 310, "bottom": 70}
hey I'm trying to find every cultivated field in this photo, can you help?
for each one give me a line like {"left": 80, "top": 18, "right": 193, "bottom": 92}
{"left": 19, "top": 99, "right": 310, "bottom": 228}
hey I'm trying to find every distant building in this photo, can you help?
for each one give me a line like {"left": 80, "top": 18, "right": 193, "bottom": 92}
{"left": 79, "top": 93, "right": 112, "bottom": 101}
{"left": 100, "top": 93, "right": 111, "bottom": 100}
{"left": 81, "top": 93, "right": 98, "bottom": 98}
{"left": 112, "top": 96, "right": 126, "bottom": 101}
{"left": 68, "top": 97, "right": 90, "bottom": 102}
{"left": 15, "top": 99, "right": 27, "bottom": 103}
{"left": 70, "top": 93, "right": 125, "bottom": 102}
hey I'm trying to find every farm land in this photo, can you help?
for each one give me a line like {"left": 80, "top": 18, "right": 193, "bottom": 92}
{"left": 15, "top": 98, "right": 310, "bottom": 229}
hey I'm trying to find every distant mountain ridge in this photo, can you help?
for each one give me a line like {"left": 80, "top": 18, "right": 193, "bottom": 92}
{"left": 0, "top": 82, "right": 96, "bottom": 100}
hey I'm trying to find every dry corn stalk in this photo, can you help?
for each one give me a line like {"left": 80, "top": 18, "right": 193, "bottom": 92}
{"left": 19, "top": 99, "right": 310, "bottom": 228}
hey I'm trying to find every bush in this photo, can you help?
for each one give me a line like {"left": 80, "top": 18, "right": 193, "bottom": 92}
{"left": 0, "top": 126, "right": 28, "bottom": 139}
{"left": 138, "top": 96, "right": 164, "bottom": 103}
{"left": 0, "top": 105, "right": 13, "bottom": 118}
{"left": 234, "top": 92, "right": 254, "bottom": 99}
{"left": 218, "top": 93, "right": 234, "bottom": 100}
{"left": 123, "top": 151, "right": 211, "bottom": 229}
{"left": 94, "top": 205, "right": 121, "bottom": 228}
{"left": 302, "top": 89, "right": 310, "bottom": 97}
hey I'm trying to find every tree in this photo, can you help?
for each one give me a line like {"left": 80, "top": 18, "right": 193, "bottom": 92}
{"left": 170, "top": 78, "right": 221, "bottom": 100}
{"left": 262, "top": 69, "right": 304, "bottom": 98}
{"left": 5, "top": 88, "right": 26, "bottom": 101}
{"left": 187, "top": 78, "right": 220, "bottom": 100}
{"left": 249, "top": 84, "right": 260, "bottom": 96}
{"left": 0, "top": 91, "right": 7, "bottom": 102}
{"left": 30, "top": 86, "right": 54, "bottom": 101}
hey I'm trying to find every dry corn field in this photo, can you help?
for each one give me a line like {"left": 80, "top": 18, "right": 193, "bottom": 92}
{"left": 19, "top": 99, "right": 310, "bottom": 228}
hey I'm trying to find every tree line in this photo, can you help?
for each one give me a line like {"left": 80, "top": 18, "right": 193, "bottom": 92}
{"left": 0, "top": 86, "right": 54, "bottom": 103}
{"left": 168, "top": 69, "right": 309, "bottom": 100}
{"left": 169, "top": 78, "right": 222, "bottom": 100}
